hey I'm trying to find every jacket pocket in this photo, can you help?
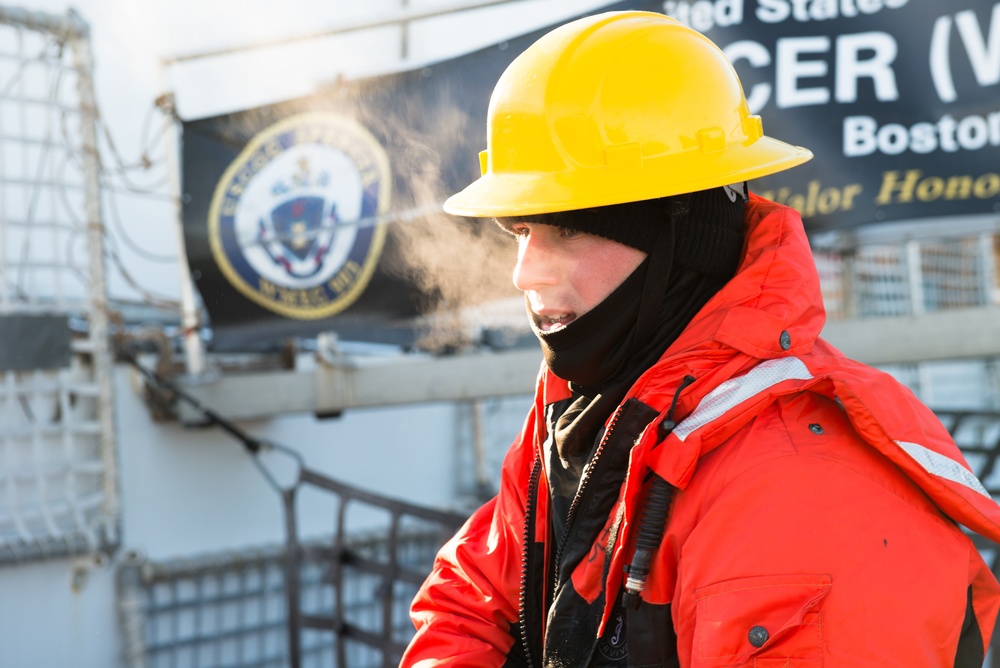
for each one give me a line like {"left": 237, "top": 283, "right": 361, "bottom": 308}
{"left": 692, "top": 573, "right": 831, "bottom": 667}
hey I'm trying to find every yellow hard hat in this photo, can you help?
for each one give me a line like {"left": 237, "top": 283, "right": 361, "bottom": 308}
{"left": 444, "top": 11, "right": 812, "bottom": 218}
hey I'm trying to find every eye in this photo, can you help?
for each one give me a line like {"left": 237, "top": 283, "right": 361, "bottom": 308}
{"left": 559, "top": 227, "right": 583, "bottom": 239}
{"left": 510, "top": 224, "right": 531, "bottom": 239}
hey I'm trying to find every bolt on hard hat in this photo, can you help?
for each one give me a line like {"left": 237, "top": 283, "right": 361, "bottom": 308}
{"left": 444, "top": 10, "right": 813, "bottom": 218}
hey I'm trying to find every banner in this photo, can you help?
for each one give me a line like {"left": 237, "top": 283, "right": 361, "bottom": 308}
{"left": 680, "top": 0, "right": 1000, "bottom": 230}
{"left": 181, "top": 0, "right": 656, "bottom": 351}
{"left": 181, "top": 0, "right": 998, "bottom": 349}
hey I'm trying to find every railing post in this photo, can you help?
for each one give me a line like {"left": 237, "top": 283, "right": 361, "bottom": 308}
{"left": 905, "top": 239, "right": 925, "bottom": 315}
{"left": 283, "top": 487, "right": 302, "bottom": 668}
{"left": 840, "top": 248, "right": 859, "bottom": 320}
{"left": 978, "top": 232, "right": 996, "bottom": 308}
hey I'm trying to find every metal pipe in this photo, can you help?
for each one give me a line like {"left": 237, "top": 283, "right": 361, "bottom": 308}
{"left": 0, "top": 4, "right": 86, "bottom": 39}
{"left": 160, "top": 0, "right": 533, "bottom": 65}
{"left": 155, "top": 88, "right": 206, "bottom": 375}
{"left": 67, "top": 11, "right": 121, "bottom": 551}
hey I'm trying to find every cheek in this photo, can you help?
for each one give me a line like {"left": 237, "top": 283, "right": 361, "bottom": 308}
{"left": 570, "top": 245, "right": 645, "bottom": 313}
{"left": 576, "top": 269, "right": 622, "bottom": 305}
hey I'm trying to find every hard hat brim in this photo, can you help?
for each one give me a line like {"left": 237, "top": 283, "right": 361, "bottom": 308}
{"left": 444, "top": 137, "right": 813, "bottom": 218}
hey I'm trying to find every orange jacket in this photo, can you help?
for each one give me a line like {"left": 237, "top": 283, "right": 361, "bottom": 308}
{"left": 403, "top": 195, "right": 1000, "bottom": 667}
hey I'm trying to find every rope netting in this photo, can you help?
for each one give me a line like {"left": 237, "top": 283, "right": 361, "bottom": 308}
{"left": 0, "top": 7, "right": 118, "bottom": 562}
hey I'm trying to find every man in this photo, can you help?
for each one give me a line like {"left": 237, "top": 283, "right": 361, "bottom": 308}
{"left": 402, "top": 10, "right": 1000, "bottom": 667}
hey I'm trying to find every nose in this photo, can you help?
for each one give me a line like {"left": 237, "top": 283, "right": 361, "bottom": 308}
{"left": 512, "top": 226, "right": 559, "bottom": 292}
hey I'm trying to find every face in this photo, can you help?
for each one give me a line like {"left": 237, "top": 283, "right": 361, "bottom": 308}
{"left": 510, "top": 222, "right": 647, "bottom": 333}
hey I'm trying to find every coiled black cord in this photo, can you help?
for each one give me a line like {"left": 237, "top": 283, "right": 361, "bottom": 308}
{"left": 621, "top": 375, "right": 695, "bottom": 610}
{"left": 621, "top": 475, "right": 676, "bottom": 609}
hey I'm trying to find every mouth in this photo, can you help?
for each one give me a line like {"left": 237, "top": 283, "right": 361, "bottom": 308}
{"left": 535, "top": 312, "right": 576, "bottom": 333}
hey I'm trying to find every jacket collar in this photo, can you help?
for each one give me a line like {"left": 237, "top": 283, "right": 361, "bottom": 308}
{"left": 610, "top": 195, "right": 822, "bottom": 415}
{"left": 670, "top": 193, "right": 825, "bottom": 363}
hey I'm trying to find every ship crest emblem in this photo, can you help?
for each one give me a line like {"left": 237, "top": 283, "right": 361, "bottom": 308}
{"left": 208, "top": 112, "right": 391, "bottom": 320}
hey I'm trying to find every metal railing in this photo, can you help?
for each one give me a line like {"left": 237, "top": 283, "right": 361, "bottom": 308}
{"left": 281, "top": 468, "right": 467, "bottom": 668}
{"left": 815, "top": 230, "right": 998, "bottom": 321}
{"left": 122, "top": 352, "right": 471, "bottom": 667}
{"left": 117, "top": 471, "right": 467, "bottom": 668}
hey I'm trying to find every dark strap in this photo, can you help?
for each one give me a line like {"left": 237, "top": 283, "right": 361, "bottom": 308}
{"left": 954, "top": 584, "right": 986, "bottom": 667}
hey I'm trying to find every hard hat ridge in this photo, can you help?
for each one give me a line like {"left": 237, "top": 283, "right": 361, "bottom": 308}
{"left": 445, "top": 10, "right": 812, "bottom": 218}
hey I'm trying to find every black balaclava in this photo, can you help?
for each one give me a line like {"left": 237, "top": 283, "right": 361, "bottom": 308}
{"left": 498, "top": 186, "right": 747, "bottom": 478}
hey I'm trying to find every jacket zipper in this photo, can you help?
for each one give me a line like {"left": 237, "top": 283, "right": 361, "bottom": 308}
{"left": 518, "top": 454, "right": 543, "bottom": 668}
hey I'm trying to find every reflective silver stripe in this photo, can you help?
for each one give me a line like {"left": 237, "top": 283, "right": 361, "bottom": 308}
{"left": 674, "top": 357, "right": 813, "bottom": 442}
{"left": 896, "top": 440, "right": 991, "bottom": 498}
{"left": 670, "top": 356, "right": 991, "bottom": 499}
